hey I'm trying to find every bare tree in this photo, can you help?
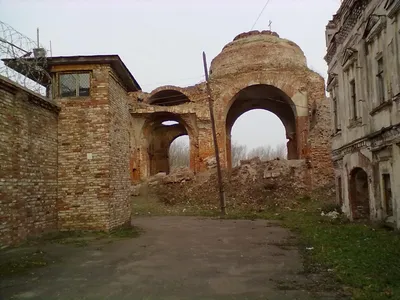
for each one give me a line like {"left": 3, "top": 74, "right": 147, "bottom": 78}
{"left": 231, "top": 141, "right": 247, "bottom": 167}
{"left": 247, "top": 145, "right": 272, "bottom": 160}
{"left": 247, "top": 143, "right": 287, "bottom": 161}
{"left": 169, "top": 139, "right": 287, "bottom": 170}
{"left": 169, "top": 138, "right": 189, "bottom": 169}
{"left": 274, "top": 143, "right": 287, "bottom": 159}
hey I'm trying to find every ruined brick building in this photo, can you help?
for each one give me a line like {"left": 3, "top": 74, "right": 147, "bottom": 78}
{"left": 326, "top": 0, "right": 400, "bottom": 227}
{"left": 0, "top": 30, "right": 333, "bottom": 246}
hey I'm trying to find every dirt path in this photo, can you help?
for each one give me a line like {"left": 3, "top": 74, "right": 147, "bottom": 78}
{"left": 1, "top": 217, "right": 340, "bottom": 300}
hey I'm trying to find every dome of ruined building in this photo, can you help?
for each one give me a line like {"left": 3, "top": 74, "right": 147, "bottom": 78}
{"left": 210, "top": 31, "right": 307, "bottom": 78}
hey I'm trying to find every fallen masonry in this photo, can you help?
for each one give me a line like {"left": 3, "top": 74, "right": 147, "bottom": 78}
{"left": 146, "top": 158, "right": 322, "bottom": 212}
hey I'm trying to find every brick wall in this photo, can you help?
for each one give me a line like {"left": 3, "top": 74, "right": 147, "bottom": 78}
{"left": 309, "top": 98, "right": 335, "bottom": 188}
{"left": 0, "top": 77, "right": 59, "bottom": 246}
{"left": 57, "top": 66, "right": 111, "bottom": 230}
{"left": 108, "top": 73, "right": 131, "bottom": 228}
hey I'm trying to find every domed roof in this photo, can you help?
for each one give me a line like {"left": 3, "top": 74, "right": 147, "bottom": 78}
{"left": 210, "top": 31, "right": 307, "bottom": 78}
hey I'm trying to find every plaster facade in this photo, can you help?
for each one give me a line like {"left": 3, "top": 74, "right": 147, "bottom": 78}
{"left": 326, "top": 0, "right": 400, "bottom": 227}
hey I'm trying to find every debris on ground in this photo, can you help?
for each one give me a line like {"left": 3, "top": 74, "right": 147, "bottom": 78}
{"left": 321, "top": 210, "right": 340, "bottom": 219}
{"left": 145, "top": 158, "right": 321, "bottom": 211}
{"left": 163, "top": 167, "right": 194, "bottom": 184}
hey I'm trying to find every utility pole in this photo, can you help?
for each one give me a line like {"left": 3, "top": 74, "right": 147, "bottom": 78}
{"left": 202, "top": 51, "right": 226, "bottom": 215}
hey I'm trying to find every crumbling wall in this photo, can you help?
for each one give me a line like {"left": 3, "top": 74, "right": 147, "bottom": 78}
{"left": 309, "top": 97, "right": 335, "bottom": 188}
{"left": 0, "top": 77, "right": 59, "bottom": 246}
{"left": 131, "top": 31, "right": 334, "bottom": 190}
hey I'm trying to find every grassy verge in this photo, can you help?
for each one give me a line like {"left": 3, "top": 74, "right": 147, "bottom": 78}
{"left": 132, "top": 194, "right": 400, "bottom": 300}
{"left": 0, "top": 249, "right": 54, "bottom": 278}
{"left": 280, "top": 209, "right": 400, "bottom": 300}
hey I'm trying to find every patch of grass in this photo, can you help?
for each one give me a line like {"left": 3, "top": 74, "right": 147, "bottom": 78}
{"left": 282, "top": 210, "right": 400, "bottom": 300}
{"left": 109, "top": 226, "right": 143, "bottom": 239}
{"left": 132, "top": 193, "right": 222, "bottom": 217}
{"left": 0, "top": 249, "right": 54, "bottom": 278}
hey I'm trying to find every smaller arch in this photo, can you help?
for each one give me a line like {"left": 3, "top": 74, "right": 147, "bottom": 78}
{"left": 141, "top": 112, "right": 194, "bottom": 176}
{"left": 169, "top": 135, "right": 190, "bottom": 170}
{"left": 349, "top": 167, "right": 370, "bottom": 220}
{"left": 147, "top": 86, "right": 191, "bottom": 106}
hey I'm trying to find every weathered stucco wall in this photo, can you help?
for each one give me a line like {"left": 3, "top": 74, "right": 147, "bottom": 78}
{"left": 0, "top": 76, "right": 59, "bottom": 246}
{"left": 326, "top": 0, "right": 400, "bottom": 227}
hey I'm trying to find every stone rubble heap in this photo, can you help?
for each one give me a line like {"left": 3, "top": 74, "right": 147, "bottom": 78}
{"left": 146, "top": 158, "right": 311, "bottom": 211}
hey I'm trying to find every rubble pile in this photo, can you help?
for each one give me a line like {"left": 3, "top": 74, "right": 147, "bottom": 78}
{"left": 149, "top": 158, "right": 311, "bottom": 211}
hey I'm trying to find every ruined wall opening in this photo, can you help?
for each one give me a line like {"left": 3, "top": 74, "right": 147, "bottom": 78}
{"left": 349, "top": 168, "right": 370, "bottom": 220}
{"left": 148, "top": 90, "right": 190, "bottom": 106}
{"left": 143, "top": 113, "right": 192, "bottom": 176}
{"left": 225, "top": 84, "right": 298, "bottom": 169}
{"left": 230, "top": 109, "right": 287, "bottom": 167}
{"left": 169, "top": 135, "right": 190, "bottom": 171}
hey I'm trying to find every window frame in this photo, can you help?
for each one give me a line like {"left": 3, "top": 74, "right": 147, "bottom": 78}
{"left": 376, "top": 57, "right": 385, "bottom": 103}
{"left": 332, "top": 86, "right": 341, "bottom": 133}
{"left": 350, "top": 79, "right": 358, "bottom": 120}
{"left": 58, "top": 72, "right": 91, "bottom": 98}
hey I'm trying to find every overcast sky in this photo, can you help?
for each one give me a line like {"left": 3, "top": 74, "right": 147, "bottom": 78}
{"left": 0, "top": 0, "right": 340, "bottom": 151}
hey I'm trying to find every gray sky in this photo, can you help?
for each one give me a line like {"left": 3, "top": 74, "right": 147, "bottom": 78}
{"left": 0, "top": 0, "right": 340, "bottom": 150}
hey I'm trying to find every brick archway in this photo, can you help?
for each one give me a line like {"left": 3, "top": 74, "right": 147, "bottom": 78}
{"left": 141, "top": 112, "right": 195, "bottom": 177}
{"left": 224, "top": 84, "right": 299, "bottom": 169}
{"left": 147, "top": 87, "right": 191, "bottom": 106}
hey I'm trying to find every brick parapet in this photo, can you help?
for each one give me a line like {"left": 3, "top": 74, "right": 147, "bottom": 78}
{"left": 0, "top": 78, "right": 59, "bottom": 246}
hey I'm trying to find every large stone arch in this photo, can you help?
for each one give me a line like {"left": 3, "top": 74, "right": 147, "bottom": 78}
{"left": 223, "top": 84, "right": 299, "bottom": 168}
{"left": 208, "top": 76, "right": 311, "bottom": 169}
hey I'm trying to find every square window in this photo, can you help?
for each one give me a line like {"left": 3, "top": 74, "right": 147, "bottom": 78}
{"left": 59, "top": 73, "right": 90, "bottom": 97}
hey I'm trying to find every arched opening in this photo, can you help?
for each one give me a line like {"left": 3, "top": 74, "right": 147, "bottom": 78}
{"left": 225, "top": 84, "right": 298, "bottom": 169}
{"left": 148, "top": 90, "right": 190, "bottom": 106}
{"left": 143, "top": 112, "right": 192, "bottom": 176}
{"left": 169, "top": 135, "right": 190, "bottom": 171}
{"left": 230, "top": 109, "right": 287, "bottom": 166}
{"left": 349, "top": 168, "right": 370, "bottom": 220}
